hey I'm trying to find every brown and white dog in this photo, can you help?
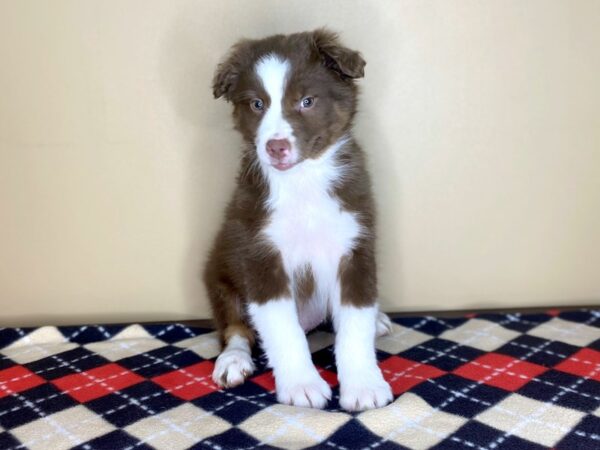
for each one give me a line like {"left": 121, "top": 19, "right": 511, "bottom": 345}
{"left": 204, "top": 29, "right": 393, "bottom": 411}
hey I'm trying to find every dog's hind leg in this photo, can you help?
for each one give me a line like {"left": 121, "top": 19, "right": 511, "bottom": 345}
{"left": 212, "top": 323, "right": 255, "bottom": 388}
{"left": 376, "top": 310, "right": 393, "bottom": 337}
{"left": 205, "top": 270, "right": 256, "bottom": 388}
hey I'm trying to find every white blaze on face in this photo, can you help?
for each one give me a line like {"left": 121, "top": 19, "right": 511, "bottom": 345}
{"left": 255, "top": 55, "right": 296, "bottom": 168}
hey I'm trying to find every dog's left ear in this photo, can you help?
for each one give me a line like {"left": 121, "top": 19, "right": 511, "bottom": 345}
{"left": 312, "top": 28, "right": 366, "bottom": 79}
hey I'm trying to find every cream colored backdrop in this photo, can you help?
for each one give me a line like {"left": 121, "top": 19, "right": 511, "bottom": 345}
{"left": 1, "top": 1, "right": 599, "bottom": 326}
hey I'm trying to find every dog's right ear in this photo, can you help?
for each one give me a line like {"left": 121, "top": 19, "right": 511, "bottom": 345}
{"left": 212, "top": 43, "right": 246, "bottom": 100}
{"left": 212, "top": 58, "right": 238, "bottom": 100}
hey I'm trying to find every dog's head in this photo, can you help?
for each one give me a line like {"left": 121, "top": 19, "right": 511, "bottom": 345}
{"left": 213, "top": 29, "right": 365, "bottom": 172}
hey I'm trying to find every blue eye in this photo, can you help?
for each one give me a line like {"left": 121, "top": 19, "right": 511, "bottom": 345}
{"left": 301, "top": 97, "right": 315, "bottom": 109}
{"left": 251, "top": 99, "right": 264, "bottom": 111}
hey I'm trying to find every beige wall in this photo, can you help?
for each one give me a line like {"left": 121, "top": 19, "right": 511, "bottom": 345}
{"left": 1, "top": 1, "right": 599, "bottom": 326}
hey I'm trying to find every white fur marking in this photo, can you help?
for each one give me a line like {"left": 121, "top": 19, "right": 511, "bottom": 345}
{"left": 335, "top": 305, "right": 393, "bottom": 411}
{"left": 212, "top": 335, "right": 255, "bottom": 388}
{"left": 254, "top": 58, "right": 378, "bottom": 410}
{"left": 264, "top": 137, "right": 359, "bottom": 331}
{"left": 376, "top": 310, "right": 393, "bottom": 337}
{"left": 255, "top": 55, "right": 295, "bottom": 167}
{"left": 248, "top": 299, "right": 331, "bottom": 408}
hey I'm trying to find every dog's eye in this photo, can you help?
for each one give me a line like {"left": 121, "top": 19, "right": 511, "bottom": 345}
{"left": 250, "top": 99, "right": 264, "bottom": 111}
{"left": 300, "top": 96, "right": 315, "bottom": 109}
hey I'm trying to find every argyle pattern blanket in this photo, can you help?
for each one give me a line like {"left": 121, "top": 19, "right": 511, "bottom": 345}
{"left": 1, "top": 310, "right": 599, "bottom": 450}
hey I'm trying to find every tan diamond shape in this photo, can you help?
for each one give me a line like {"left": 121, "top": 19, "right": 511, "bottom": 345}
{"left": 376, "top": 324, "right": 433, "bottom": 354}
{"left": 1, "top": 326, "right": 77, "bottom": 364}
{"left": 528, "top": 318, "right": 600, "bottom": 347}
{"left": 240, "top": 404, "right": 350, "bottom": 449}
{"left": 11, "top": 405, "right": 115, "bottom": 450}
{"left": 358, "top": 393, "right": 467, "bottom": 449}
{"left": 476, "top": 393, "right": 585, "bottom": 447}
{"left": 125, "top": 403, "right": 230, "bottom": 450}
{"left": 174, "top": 331, "right": 221, "bottom": 359}
{"left": 84, "top": 325, "right": 166, "bottom": 361}
{"left": 440, "top": 319, "right": 521, "bottom": 351}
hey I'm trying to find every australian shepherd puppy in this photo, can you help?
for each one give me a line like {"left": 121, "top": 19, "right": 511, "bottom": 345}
{"left": 204, "top": 29, "right": 393, "bottom": 411}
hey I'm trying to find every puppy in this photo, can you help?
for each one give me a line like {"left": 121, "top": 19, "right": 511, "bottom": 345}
{"left": 204, "top": 29, "right": 393, "bottom": 411}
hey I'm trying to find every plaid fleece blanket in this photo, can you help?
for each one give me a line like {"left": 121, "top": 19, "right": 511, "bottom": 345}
{"left": 1, "top": 310, "right": 599, "bottom": 449}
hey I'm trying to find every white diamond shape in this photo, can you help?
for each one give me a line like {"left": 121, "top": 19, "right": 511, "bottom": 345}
{"left": 173, "top": 331, "right": 221, "bottom": 359}
{"left": 358, "top": 393, "right": 467, "bottom": 449}
{"left": 125, "top": 403, "right": 230, "bottom": 449}
{"left": 475, "top": 393, "right": 585, "bottom": 447}
{"left": 528, "top": 317, "right": 600, "bottom": 347}
{"left": 239, "top": 403, "right": 351, "bottom": 450}
{"left": 376, "top": 323, "right": 433, "bottom": 354}
{"left": 11, "top": 405, "right": 115, "bottom": 450}
{"left": 440, "top": 318, "right": 521, "bottom": 351}
{"left": 1, "top": 327, "right": 78, "bottom": 364}
{"left": 84, "top": 325, "right": 166, "bottom": 361}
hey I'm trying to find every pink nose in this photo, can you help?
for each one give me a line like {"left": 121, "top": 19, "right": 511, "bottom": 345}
{"left": 266, "top": 139, "right": 291, "bottom": 159}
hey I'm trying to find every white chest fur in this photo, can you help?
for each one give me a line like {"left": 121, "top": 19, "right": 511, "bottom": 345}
{"left": 262, "top": 142, "right": 361, "bottom": 330}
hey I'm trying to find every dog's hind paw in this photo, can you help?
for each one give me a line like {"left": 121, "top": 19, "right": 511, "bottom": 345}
{"left": 376, "top": 311, "right": 393, "bottom": 337}
{"left": 212, "top": 349, "right": 255, "bottom": 388}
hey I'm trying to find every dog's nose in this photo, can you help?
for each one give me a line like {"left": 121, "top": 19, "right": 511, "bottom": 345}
{"left": 266, "top": 139, "right": 291, "bottom": 159}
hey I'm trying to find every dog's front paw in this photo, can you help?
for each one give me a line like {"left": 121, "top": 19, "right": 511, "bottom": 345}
{"left": 340, "top": 370, "right": 393, "bottom": 411}
{"left": 276, "top": 372, "right": 332, "bottom": 409}
{"left": 212, "top": 349, "right": 255, "bottom": 388}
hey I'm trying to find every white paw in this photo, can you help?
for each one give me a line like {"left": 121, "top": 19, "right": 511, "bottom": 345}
{"left": 276, "top": 372, "right": 332, "bottom": 409}
{"left": 340, "top": 370, "right": 393, "bottom": 411}
{"left": 212, "top": 349, "right": 255, "bottom": 388}
{"left": 376, "top": 311, "right": 393, "bottom": 337}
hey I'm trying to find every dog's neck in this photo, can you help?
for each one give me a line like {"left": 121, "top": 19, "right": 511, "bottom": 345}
{"left": 262, "top": 135, "right": 351, "bottom": 209}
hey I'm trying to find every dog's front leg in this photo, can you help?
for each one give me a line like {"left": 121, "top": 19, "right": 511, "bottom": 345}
{"left": 248, "top": 299, "right": 332, "bottom": 408}
{"left": 334, "top": 249, "right": 393, "bottom": 411}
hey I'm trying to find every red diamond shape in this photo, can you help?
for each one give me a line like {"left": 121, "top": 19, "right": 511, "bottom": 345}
{"left": 0, "top": 366, "right": 45, "bottom": 398}
{"left": 251, "top": 366, "right": 338, "bottom": 393}
{"left": 555, "top": 348, "right": 600, "bottom": 382}
{"left": 317, "top": 367, "right": 339, "bottom": 387}
{"left": 379, "top": 356, "right": 446, "bottom": 395}
{"left": 453, "top": 353, "right": 547, "bottom": 391}
{"left": 52, "top": 363, "right": 144, "bottom": 402}
{"left": 251, "top": 371, "right": 276, "bottom": 392}
{"left": 152, "top": 361, "right": 218, "bottom": 400}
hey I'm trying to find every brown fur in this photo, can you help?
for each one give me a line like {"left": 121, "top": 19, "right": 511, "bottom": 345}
{"left": 204, "top": 29, "right": 375, "bottom": 347}
{"left": 293, "top": 264, "right": 315, "bottom": 304}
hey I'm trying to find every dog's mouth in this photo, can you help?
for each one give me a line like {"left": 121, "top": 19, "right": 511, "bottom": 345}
{"left": 271, "top": 161, "right": 296, "bottom": 171}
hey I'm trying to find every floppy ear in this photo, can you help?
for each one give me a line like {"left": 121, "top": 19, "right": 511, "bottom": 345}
{"left": 212, "top": 61, "right": 238, "bottom": 100}
{"left": 213, "top": 58, "right": 239, "bottom": 101}
{"left": 312, "top": 28, "right": 366, "bottom": 79}
{"left": 212, "top": 43, "right": 245, "bottom": 100}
